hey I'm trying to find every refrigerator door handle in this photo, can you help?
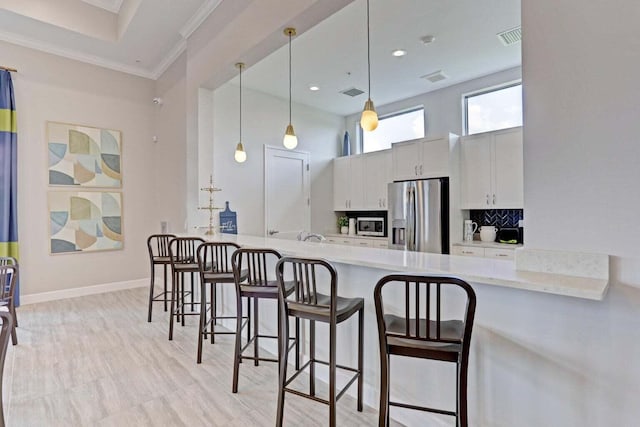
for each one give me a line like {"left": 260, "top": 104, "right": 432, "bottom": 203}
{"left": 407, "top": 186, "right": 416, "bottom": 251}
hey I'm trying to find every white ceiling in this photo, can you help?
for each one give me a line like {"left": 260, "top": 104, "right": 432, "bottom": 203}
{"left": 0, "top": 0, "right": 220, "bottom": 78}
{"left": 237, "top": 0, "right": 521, "bottom": 116}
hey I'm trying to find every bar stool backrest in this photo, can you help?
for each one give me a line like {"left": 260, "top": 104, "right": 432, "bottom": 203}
{"left": 275, "top": 256, "right": 337, "bottom": 317}
{"left": 196, "top": 241, "right": 240, "bottom": 276}
{"left": 0, "top": 257, "right": 16, "bottom": 267}
{"left": 374, "top": 274, "right": 476, "bottom": 346}
{"left": 169, "top": 237, "right": 205, "bottom": 269}
{"left": 0, "top": 265, "right": 16, "bottom": 302}
{"left": 231, "top": 248, "right": 281, "bottom": 286}
{"left": 147, "top": 234, "right": 176, "bottom": 261}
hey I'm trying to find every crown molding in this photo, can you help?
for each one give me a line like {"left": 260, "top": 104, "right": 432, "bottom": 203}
{"left": 151, "top": 39, "right": 187, "bottom": 80}
{"left": 0, "top": 29, "right": 154, "bottom": 79}
{"left": 179, "top": 0, "right": 222, "bottom": 39}
{"left": 81, "top": 0, "right": 124, "bottom": 14}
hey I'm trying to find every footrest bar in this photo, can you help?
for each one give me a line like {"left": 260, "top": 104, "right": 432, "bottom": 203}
{"left": 389, "top": 401, "right": 456, "bottom": 417}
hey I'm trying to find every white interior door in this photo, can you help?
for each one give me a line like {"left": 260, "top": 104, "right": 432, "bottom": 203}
{"left": 264, "top": 146, "right": 311, "bottom": 239}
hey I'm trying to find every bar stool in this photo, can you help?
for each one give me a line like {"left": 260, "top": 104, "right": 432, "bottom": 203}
{"left": 146, "top": 234, "right": 176, "bottom": 322}
{"left": 230, "top": 248, "right": 299, "bottom": 393}
{"left": 374, "top": 274, "right": 476, "bottom": 427}
{"left": 275, "top": 257, "right": 364, "bottom": 427}
{"left": 196, "top": 241, "right": 248, "bottom": 363}
{"left": 168, "top": 236, "right": 204, "bottom": 341}
{"left": 0, "top": 265, "right": 18, "bottom": 345}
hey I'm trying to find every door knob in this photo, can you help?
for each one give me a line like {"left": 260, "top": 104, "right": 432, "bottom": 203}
{"left": 268, "top": 229, "right": 279, "bottom": 235}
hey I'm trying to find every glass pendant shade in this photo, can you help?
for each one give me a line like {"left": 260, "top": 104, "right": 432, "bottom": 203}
{"left": 360, "top": 98, "right": 379, "bottom": 132}
{"left": 283, "top": 124, "right": 298, "bottom": 149}
{"left": 234, "top": 141, "right": 247, "bottom": 163}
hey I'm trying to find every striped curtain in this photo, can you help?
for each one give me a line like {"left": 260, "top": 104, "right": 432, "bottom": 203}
{"left": 0, "top": 70, "right": 19, "bottom": 305}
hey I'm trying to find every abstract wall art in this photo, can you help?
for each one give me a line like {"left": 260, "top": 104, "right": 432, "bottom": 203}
{"left": 48, "top": 191, "right": 123, "bottom": 254}
{"left": 47, "top": 122, "right": 122, "bottom": 187}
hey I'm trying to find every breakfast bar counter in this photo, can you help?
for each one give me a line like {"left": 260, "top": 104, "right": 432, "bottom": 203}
{"left": 212, "top": 234, "right": 609, "bottom": 301}
{"left": 203, "top": 234, "right": 612, "bottom": 426}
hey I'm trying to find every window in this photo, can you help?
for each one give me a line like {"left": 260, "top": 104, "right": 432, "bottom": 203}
{"left": 362, "top": 107, "right": 425, "bottom": 153}
{"left": 464, "top": 83, "right": 522, "bottom": 135}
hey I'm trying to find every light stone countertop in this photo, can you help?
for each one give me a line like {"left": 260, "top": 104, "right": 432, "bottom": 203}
{"left": 206, "top": 234, "right": 609, "bottom": 301}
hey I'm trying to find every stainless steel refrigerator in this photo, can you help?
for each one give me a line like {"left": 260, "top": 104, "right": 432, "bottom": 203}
{"left": 388, "top": 178, "right": 449, "bottom": 253}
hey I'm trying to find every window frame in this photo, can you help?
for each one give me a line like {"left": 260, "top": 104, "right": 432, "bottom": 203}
{"left": 359, "top": 105, "right": 425, "bottom": 153}
{"left": 462, "top": 80, "right": 522, "bottom": 136}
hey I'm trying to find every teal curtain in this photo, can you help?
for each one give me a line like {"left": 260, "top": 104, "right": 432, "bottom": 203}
{"left": 0, "top": 70, "right": 19, "bottom": 305}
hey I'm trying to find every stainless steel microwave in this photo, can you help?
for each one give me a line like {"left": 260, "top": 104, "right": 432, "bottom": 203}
{"left": 356, "top": 217, "right": 385, "bottom": 237}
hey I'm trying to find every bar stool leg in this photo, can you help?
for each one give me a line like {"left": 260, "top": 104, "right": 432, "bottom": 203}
{"left": 147, "top": 262, "right": 155, "bottom": 322}
{"left": 458, "top": 360, "right": 469, "bottom": 427}
{"left": 211, "top": 282, "right": 216, "bottom": 343}
{"left": 197, "top": 280, "right": 207, "bottom": 364}
{"left": 163, "top": 264, "right": 168, "bottom": 312}
{"left": 378, "top": 348, "right": 390, "bottom": 427}
{"left": 246, "top": 298, "right": 252, "bottom": 343}
{"left": 168, "top": 271, "right": 177, "bottom": 340}
{"left": 254, "top": 299, "right": 259, "bottom": 366}
{"left": 276, "top": 304, "right": 289, "bottom": 427}
{"left": 357, "top": 307, "right": 364, "bottom": 411}
{"left": 329, "top": 321, "right": 337, "bottom": 427}
{"left": 295, "top": 317, "right": 300, "bottom": 370}
{"left": 232, "top": 290, "right": 244, "bottom": 393}
{"left": 309, "top": 319, "right": 316, "bottom": 397}
{"left": 180, "top": 273, "right": 186, "bottom": 326}
{"left": 190, "top": 272, "right": 195, "bottom": 311}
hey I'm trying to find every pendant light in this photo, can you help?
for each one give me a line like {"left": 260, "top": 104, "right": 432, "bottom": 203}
{"left": 234, "top": 62, "right": 247, "bottom": 163}
{"left": 360, "top": 0, "right": 378, "bottom": 132}
{"left": 283, "top": 27, "right": 298, "bottom": 149}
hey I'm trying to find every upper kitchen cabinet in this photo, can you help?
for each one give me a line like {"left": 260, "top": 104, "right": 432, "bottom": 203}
{"left": 460, "top": 126, "right": 523, "bottom": 209}
{"left": 363, "top": 150, "right": 392, "bottom": 209}
{"left": 392, "top": 135, "right": 454, "bottom": 181}
{"left": 333, "top": 150, "right": 391, "bottom": 211}
{"left": 333, "top": 156, "right": 364, "bottom": 210}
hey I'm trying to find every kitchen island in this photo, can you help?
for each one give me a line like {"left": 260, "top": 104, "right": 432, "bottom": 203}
{"left": 206, "top": 234, "right": 610, "bottom": 427}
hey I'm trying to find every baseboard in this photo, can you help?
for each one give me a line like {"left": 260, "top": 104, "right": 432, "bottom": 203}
{"left": 20, "top": 278, "right": 149, "bottom": 305}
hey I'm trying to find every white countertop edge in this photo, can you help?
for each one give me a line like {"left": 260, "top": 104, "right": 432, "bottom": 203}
{"left": 201, "top": 234, "right": 610, "bottom": 301}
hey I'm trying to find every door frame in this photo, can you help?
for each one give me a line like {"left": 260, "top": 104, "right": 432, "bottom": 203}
{"left": 263, "top": 145, "right": 311, "bottom": 238}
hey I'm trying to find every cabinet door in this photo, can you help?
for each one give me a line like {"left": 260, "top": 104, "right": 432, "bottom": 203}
{"left": 419, "top": 137, "right": 450, "bottom": 178}
{"left": 348, "top": 155, "right": 365, "bottom": 210}
{"left": 364, "top": 150, "right": 392, "bottom": 209}
{"left": 460, "top": 134, "right": 492, "bottom": 209}
{"left": 493, "top": 128, "right": 524, "bottom": 208}
{"left": 392, "top": 140, "right": 421, "bottom": 181}
{"left": 333, "top": 157, "right": 350, "bottom": 210}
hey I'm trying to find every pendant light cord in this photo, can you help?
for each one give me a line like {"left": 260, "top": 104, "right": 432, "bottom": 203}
{"left": 366, "top": 0, "right": 371, "bottom": 98}
{"left": 288, "top": 32, "right": 292, "bottom": 125}
{"left": 239, "top": 64, "right": 242, "bottom": 142}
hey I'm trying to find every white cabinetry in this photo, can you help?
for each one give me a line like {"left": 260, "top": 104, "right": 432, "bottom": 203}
{"left": 333, "top": 150, "right": 391, "bottom": 211}
{"left": 325, "top": 235, "right": 388, "bottom": 248}
{"left": 392, "top": 136, "right": 451, "bottom": 181}
{"left": 452, "top": 245, "right": 516, "bottom": 260}
{"left": 460, "top": 127, "right": 523, "bottom": 209}
{"left": 363, "top": 150, "right": 392, "bottom": 209}
{"left": 333, "top": 156, "right": 364, "bottom": 210}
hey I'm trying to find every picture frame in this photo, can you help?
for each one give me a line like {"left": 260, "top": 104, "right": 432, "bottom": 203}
{"left": 47, "top": 121, "right": 122, "bottom": 188}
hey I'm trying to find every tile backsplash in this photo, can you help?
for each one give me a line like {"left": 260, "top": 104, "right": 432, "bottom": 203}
{"left": 470, "top": 209, "right": 523, "bottom": 228}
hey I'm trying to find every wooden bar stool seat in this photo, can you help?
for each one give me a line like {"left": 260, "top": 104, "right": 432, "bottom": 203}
{"left": 275, "top": 256, "right": 364, "bottom": 427}
{"left": 374, "top": 274, "right": 476, "bottom": 427}
{"left": 231, "top": 248, "right": 299, "bottom": 393}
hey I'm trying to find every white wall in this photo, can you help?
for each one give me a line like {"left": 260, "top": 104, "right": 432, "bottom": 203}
{"left": 345, "top": 66, "right": 522, "bottom": 142}
{"left": 213, "top": 83, "right": 343, "bottom": 236}
{"left": 2, "top": 40, "right": 157, "bottom": 296}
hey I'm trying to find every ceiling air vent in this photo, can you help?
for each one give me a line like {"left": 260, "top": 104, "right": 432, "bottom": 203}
{"left": 340, "top": 87, "right": 365, "bottom": 97}
{"left": 497, "top": 26, "right": 522, "bottom": 46}
{"left": 421, "top": 70, "right": 448, "bottom": 83}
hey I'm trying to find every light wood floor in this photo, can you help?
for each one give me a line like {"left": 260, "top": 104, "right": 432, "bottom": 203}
{"left": 3, "top": 287, "right": 401, "bottom": 426}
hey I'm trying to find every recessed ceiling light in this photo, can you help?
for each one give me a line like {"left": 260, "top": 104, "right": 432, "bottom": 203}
{"left": 309, "top": 85, "right": 320, "bottom": 91}
{"left": 392, "top": 49, "right": 407, "bottom": 57}
{"left": 421, "top": 35, "right": 436, "bottom": 45}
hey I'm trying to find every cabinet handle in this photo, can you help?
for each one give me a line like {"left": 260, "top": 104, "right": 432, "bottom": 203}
{"left": 379, "top": 199, "right": 382, "bottom": 207}
{"left": 414, "top": 165, "right": 418, "bottom": 175}
{"left": 419, "top": 165, "right": 423, "bottom": 175}
{"left": 493, "top": 194, "right": 496, "bottom": 205}
{"left": 486, "top": 194, "right": 490, "bottom": 205}
{"left": 497, "top": 254, "right": 508, "bottom": 257}
{"left": 345, "top": 200, "right": 348, "bottom": 208}
{"left": 383, "top": 198, "right": 386, "bottom": 207}
{"left": 462, "top": 251, "right": 473, "bottom": 254}
{"left": 359, "top": 242, "right": 368, "bottom": 246}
